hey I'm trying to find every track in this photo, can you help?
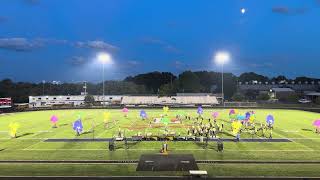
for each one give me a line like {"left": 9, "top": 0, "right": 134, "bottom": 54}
{"left": 1, "top": 159, "right": 320, "bottom": 164}
{"left": 44, "top": 138, "right": 292, "bottom": 143}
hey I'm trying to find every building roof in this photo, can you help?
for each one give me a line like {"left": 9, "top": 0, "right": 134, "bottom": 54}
{"left": 271, "top": 88, "right": 294, "bottom": 92}
{"left": 306, "top": 92, "right": 320, "bottom": 96}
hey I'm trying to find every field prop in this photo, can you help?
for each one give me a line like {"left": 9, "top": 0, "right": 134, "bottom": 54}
{"left": 161, "top": 117, "right": 170, "bottom": 126}
{"left": 73, "top": 119, "right": 83, "bottom": 136}
{"left": 249, "top": 113, "right": 255, "bottom": 123}
{"left": 212, "top": 112, "right": 219, "bottom": 119}
{"left": 229, "top": 109, "right": 238, "bottom": 120}
{"left": 231, "top": 121, "right": 242, "bottom": 136}
{"left": 197, "top": 106, "right": 203, "bottom": 116}
{"left": 245, "top": 112, "right": 251, "bottom": 120}
{"left": 103, "top": 112, "right": 111, "bottom": 123}
{"left": 122, "top": 108, "right": 129, "bottom": 117}
{"left": 313, "top": 119, "right": 320, "bottom": 127}
{"left": 163, "top": 106, "right": 169, "bottom": 115}
{"left": 237, "top": 114, "right": 246, "bottom": 121}
{"left": 8, "top": 122, "right": 19, "bottom": 138}
{"left": 266, "top": 115, "right": 275, "bottom": 125}
{"left": 50, "top": 115, "right": 58, "bottom": 128}
{"left": 140, "top": 110, "right": 147, "bottom": 120}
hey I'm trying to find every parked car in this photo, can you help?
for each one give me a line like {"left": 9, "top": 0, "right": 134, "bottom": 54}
{"left": 298, "top": 99, "right": 311, "bottom": 103}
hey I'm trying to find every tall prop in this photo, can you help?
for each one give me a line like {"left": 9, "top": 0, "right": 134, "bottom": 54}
{"left": 231, "top": 121, "right": 242, "bottom": 136}
{"left": 163, "top": 106, "right": 169, "bottom": 115}
{"left": 140, "top": 110, "right": 147, "bottom": 120}
{"left": 197, "top": 106, "right": 203, "bottom": 117}
{"left": 103, "top": 112, "right": 111, "bottom": 128}
{"left": 212, "top": 112, "right": 219, "bottom": 119}
{"left": 122, "top": 108, "right": 129, "bottom": 117}
{"left": 313, "top": 119, "right": 320, "bottom": 127}
{"left": 245, "top": 112, "right": 251, "bottom": 120}
{"left": 9, "top": 122, "right": 19, "bottom": 138}
{"left": 161, "top": 117, "right": 170, "bottom": 126}
{"left": 249, "top": 114, "right": 255, "bottom": 123}
{"left": 266, "top": 115, "right": 275, "bottom": 125}
{"left": 50, "top": 115, "right": 58, "bottom": 128}
{"left": 73, "top": 119, "right": 83, "bottom": 136}
{"left": 312, "top": 119, "right": 320, "bottom": 131}
{"left": 229, "top": 109, "right": 238, "bottom": 120}
{"left": 237, "top": 114, "right": 246, "bottom": 121}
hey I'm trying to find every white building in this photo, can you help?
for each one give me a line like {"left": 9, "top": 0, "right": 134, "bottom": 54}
{"left": 29, "top": 94, "right": 220, "bottom": 108}
{"left": 29, "top": 95, "right": 122, "bottom": 108}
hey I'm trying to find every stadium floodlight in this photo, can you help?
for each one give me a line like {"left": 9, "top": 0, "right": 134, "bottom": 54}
{"left": 98, "top": 52, "right": 112, "bottom": 65}
{"left": 214, "top": 51, "right": 231, "bottom": 106}
{"left": 97, "top": 52, "right": 113, "bottom": 107}
{"left": 214, "top": 51, "right": 230, "bottom": 65}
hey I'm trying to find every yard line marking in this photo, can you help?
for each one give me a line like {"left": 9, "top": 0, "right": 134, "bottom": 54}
{"left": 96, "top": 130, "right": 107, "bottom": 138}
{"left": 0, "top": 138, "right": 47, "bottom": 140}
{"left": 289, "top": 138, "right": 320, "bottom": 140}
{"left": 22, "top": 140, "right": 46, "bottom": 150}
{"left": 271, "top": 130, "right": 315, "bottom": 151}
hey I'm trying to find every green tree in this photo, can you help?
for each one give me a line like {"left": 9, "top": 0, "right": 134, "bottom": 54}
{"left": 239, "top": 72, "right": 269, "bottom": 83}
{"left": 257, "top": 93, "right": 270, "bottom": 101}
{"left": 232, "top": 93, "right": 246, "bottom": 101}
{"left": 315, "top": 97, "right": 320, "bottom": 105}
{"left": 84, "top": 94, "right": 95, "bottom": 106}
{"left": 178, "top": 71, "right": 201, "bottom": 93}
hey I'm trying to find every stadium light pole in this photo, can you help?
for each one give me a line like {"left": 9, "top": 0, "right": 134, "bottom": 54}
{"left": 214, "top": 51, "right": 230, "bottom": 106}
{"left": 97, "top": 52, "right": 112, "bottom": 107}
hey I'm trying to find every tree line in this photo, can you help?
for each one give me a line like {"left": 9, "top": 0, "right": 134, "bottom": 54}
{"left": 0, "top": 71, "right": 319, "bottom": 103}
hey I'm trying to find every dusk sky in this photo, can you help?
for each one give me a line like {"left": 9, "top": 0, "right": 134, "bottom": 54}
{"left": 1, "top": 0, "right": 320, "bottom": 82}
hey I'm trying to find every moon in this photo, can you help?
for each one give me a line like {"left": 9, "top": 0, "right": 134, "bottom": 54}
{"left": 241, "top": 8, "right": 246, "bottom": 14}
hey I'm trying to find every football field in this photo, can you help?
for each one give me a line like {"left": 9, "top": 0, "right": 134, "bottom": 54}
{"left": 0, "top": 108, "right": 320, "bottom": 177}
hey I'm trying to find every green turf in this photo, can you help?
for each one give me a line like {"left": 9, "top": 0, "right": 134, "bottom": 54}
{"left": 0, "top": 108, "right": 319, "bottom": 177}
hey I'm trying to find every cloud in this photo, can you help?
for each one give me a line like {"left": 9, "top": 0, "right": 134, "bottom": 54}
{"left": 0, "top": 37, "right": 119, "bottom": 53}
{"left": 248, "top": 63, "right": 273, "bottom": 68}
{"left": 35, "top": 38, "right": 69, "bottom": 45}
{"left": 75, "top": 40, "right": 118, "bottom": 51}
{"left": 140, "top": 37, "right": 181, "bottom": 54}
{"left": 127, "top": 60, "right": 140, "bottom": 66}
{"left": 272, "top": 6, "right": 308, "bottom": 15}
{"left": 0, "top": 38, "right": 42, "bottom": 51}
{"left": 68, "top": 56, "right": 88, "bottom": 66}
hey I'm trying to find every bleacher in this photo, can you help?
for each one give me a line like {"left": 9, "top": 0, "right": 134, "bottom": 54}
{"left": 121, "top": 95, "right": 219, "bottom": 106}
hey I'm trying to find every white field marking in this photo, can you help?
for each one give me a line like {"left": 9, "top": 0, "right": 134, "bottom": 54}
{"left": 37, "top": 130, "right": 53, "bottom": 133}
{"left": 96, "top": 130, "right": 107, "bottom": 138}
{"left": 289, "top": 138, "right": 320, "bottom": 140}
{"left": 271, "top": 130, "right": 315, "bottom": 151}
{"left": 0, "top": 138, "right": 47, "bottom": 140}
{"left": 0, "top": 163, "right": 138, "bottom": 165}
{"left": 21, "top": 149, "right": 317, "bottom": 152}
{"left": 282, "top": 130, "right": 299, "bottom": 133}
{"left": 22, "top": 140, "right": 46, "bottom": 150}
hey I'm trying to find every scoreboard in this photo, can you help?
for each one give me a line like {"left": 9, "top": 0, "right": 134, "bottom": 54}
{"left": 0, "top": 98, "right": 12, "bottom": 108}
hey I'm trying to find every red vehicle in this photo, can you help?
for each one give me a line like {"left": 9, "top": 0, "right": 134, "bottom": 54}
{"left": 0, "top": 98, "right": 12, "bottom": 109}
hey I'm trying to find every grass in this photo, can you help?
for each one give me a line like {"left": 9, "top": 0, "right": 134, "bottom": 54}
{"left": 0, "top": 108, "right": 320, "bottom": 177}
